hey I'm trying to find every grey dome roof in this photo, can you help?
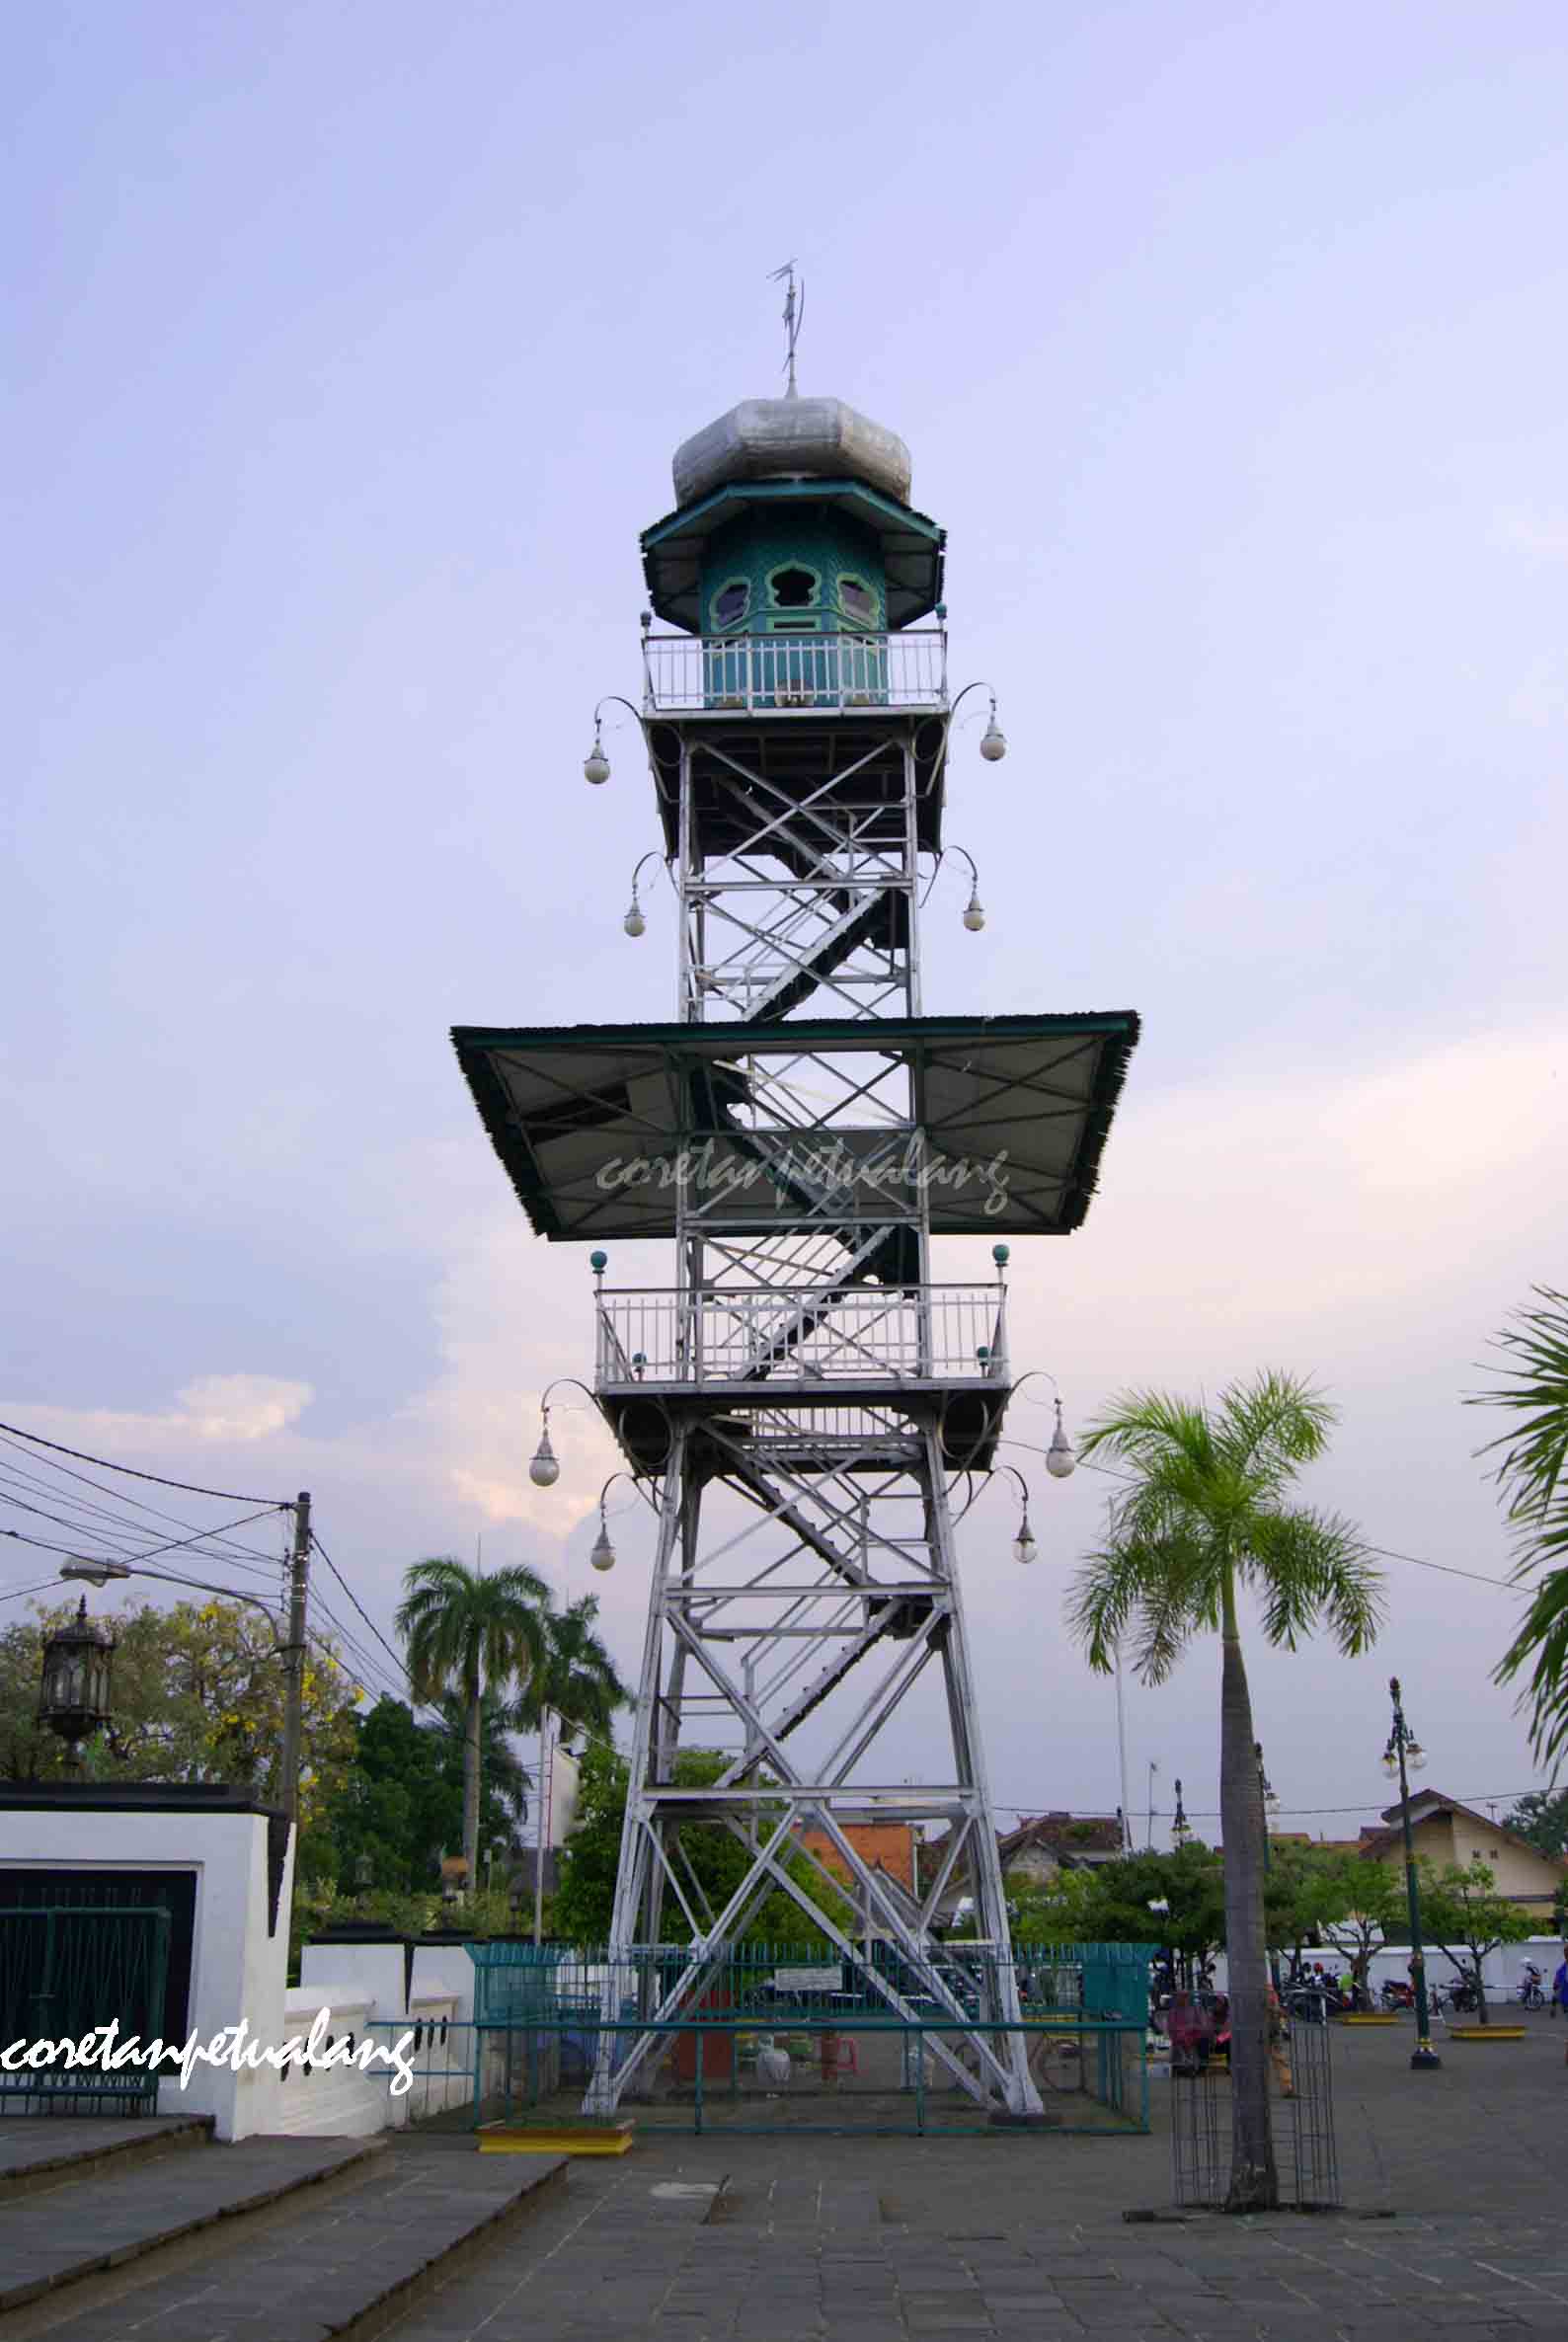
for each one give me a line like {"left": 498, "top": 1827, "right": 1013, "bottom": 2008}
{"left": 672, "top": 396, "right": 912, "bottom": 510}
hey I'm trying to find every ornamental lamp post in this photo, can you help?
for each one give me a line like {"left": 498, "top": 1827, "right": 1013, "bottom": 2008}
{"left": 1383, "top": 1675, "right": 1441, "bottom": 2070}
{"left": 38, "top": 1597, "right": 115, "bottom": 1772}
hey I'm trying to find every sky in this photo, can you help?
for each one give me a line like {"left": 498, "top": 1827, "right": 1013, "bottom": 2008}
{"left": 5, "top": 0, "right": 1567, "bottom": 1850}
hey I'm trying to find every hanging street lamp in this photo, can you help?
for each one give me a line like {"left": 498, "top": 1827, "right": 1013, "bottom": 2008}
{"left": 38, "top": 1597, "right": 115, "bottom": 1772}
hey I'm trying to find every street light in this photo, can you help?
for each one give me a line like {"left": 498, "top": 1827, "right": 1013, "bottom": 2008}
{"left": 58, "top": 1495, "right": 313, "bottom": 1834}
{"left": 38, "top": 1597, "right": 116, "bottom": 1771}
{"left": 1385, "top": 1676, "right": 1442, "bottom": 2070}
{"left": 949, "top": 679, "right": 1007, "bottom": 766}
{"left": 529, "top": 1376, "right": 597, "bottom": 1488}
{"left": 582, "top": 694, "right": 644, "bottom": 788}
{"left": 622, "top": 851, "right": 662, "bottom": 939}
{"left": 941, "top": 844, "right": 987, "bottom": 933}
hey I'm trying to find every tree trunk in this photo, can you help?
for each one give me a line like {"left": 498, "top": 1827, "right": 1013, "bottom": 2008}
{"left": 462, "top": 1684, "right": 482, "bottom": 1895}
{"left": 1218, "top": 1569, "right": 1278, "bottom": 2212}
{"left": 1472, "top": 1954, "right": 1489, "bottom": 2024}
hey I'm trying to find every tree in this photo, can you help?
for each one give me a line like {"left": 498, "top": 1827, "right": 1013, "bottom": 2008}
{"left": 513, "top": 1592, "right": 628, "bottom": 1749}
{"left": 327, "top": 1696, "right": 459, "bottom": 1894}
{"left": 550, "top": 1744, "right": 850, "bottom": 1945}
{"left": 1316, "top": 1856, "right": 1406, "bottom": 2000}
{"left": 1418, "top": 1857, "right": 1534, "bottom": 2025}
{"left": 1107, "top": 1843, "right": 1226, "bottom": 1979}
{"left": 1005, "top": 1864, "right": 1101, "bottom": 1944}
{"left": 551, "top": 1741, "right": 632, "bottom": 1941}
{"left": 326, "top": 1692, "right": 532, "bottom": 1896}
{"left": 1263, "top": 1845, "right": 1360, "bottom": 1987}
{"left": 1505, "top": 1789, "right": 1568, "bottom": 1859}
{"left": 1069, "top": 1372, "right": 1381, "bottom": 2211}
{"left": 396, "top": 1558, "right": 550, "bottom": 1890}
{"left": 0, "top": 1599, "right": 360, "bottom": 1877}
{"left": 1472, "top": 1288, "right": 1568, "bottom": 1763}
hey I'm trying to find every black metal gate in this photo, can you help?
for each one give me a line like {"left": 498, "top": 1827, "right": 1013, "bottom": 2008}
{"left": 0, "top": 1901, "right": 173, "bottom": 2117}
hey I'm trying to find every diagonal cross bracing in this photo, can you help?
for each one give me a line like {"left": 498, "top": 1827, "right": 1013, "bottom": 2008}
{"left": 583, "top": 706, "right": 1046, "bottom": 2121}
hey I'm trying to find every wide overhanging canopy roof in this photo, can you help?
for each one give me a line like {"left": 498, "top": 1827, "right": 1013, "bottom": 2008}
{"left": 452, "top": 1012, "right": 1139, "bottom": 1244}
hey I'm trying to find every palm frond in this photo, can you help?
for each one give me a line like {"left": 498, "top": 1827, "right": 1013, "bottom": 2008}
{"left": 1215, "top": 1370, "right": 1336, "bottom": 1492}
{"left": 1243, "top": 1509, "right": 1384, "bottom": 1655}
{"left": 1079, "top": 1387, "right": 1215, "bottom": 1478}
{"left": 1495, "top": 1567, "right": 1568, "bottom": 1770}
{"left": 1470, "top": 1287, "right": 1568, "bottom": 1532}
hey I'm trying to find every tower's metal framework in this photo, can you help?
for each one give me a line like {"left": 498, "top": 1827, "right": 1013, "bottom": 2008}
{"left": 453, "top": 390, "right": 1138, "bottom": 2123}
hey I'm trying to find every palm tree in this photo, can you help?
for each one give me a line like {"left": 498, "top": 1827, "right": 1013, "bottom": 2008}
{"left": 396, "top": 1557, "right": 550, "bottom": 1889}
{"left": 429, "top": 1687, "right": 534, "bottom": 1838}
{"left": 515, "top": 1593, "right": 628, "bottom": 1751}
{"left": 1472, "top": 1288, "right": 1568, "bottom": 1764}
{"left": 1068, "top": 1371, "right": 1381, "bottom": 2213}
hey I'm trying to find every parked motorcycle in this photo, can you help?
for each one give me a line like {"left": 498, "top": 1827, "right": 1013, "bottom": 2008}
{"left": 1379, "top": 1979, "right": 1415, "bottom": 2012}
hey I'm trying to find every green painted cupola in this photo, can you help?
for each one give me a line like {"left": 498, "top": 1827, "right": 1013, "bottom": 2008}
{"left": 641, "top": 394, "right": 945, "bottom": 636}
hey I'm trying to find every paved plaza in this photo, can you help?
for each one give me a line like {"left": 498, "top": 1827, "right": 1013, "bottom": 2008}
{"left": 381, "top": 2012, "right": 1568, "bottom": 2342}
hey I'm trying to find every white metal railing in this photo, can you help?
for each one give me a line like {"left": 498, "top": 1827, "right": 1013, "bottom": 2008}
{"left": 595, "top": 1284, "right": 1007, "bottom": 1387}
{"left": 643, "top": 630, "right": 947, "bottom": 715}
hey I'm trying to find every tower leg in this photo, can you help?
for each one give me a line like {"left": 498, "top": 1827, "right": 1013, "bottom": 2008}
{"left": 925, "top": 1431, "right": 1043, "bottom": 2119}
{"left": 584, "top": 1434, "right": 688, "bottom": 2114}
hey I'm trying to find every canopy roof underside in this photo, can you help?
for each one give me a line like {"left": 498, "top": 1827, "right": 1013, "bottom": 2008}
{"left": 451, "top": 1012, "right": 1140, "bottom": 1243}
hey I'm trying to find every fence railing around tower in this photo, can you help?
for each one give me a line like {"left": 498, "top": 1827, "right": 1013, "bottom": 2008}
{"left": 642, "top": 630, "right": 948, "bottom": 715}
{"left": 594, "top": 1284, "right": 1007, "bottom": 1387}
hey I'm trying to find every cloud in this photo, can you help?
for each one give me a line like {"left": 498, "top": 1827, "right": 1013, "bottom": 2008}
{"left": 5, "top": 1372, "right": 314, "bottom": 1455}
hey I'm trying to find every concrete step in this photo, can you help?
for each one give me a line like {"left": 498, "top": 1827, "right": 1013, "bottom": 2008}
{"left": 0, "top": 2115, "right": 213, "bottom": 2200}
{"left": 0, "top": 2138, "right": 568, "bottom": 2341}
{"left": 0, "top": 2132, "right": 380, "bottom": 2314}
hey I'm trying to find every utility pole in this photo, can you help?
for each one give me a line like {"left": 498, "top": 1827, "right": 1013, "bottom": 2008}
{"left": 278, "top": 1491, "right": 311, "bottom": 1832}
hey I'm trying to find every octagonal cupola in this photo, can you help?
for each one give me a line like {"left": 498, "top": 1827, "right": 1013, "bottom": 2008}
{"left": 641, "top": 390, "right": 945, "bottom": 637}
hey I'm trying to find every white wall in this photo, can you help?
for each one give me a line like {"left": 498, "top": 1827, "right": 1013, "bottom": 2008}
{"left": 0, "top": 1806, "right": 292, "bottom": 2140}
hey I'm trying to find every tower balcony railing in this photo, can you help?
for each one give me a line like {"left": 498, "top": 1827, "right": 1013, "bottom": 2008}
{"left": 594, "top": 1282, "right": 1007, "bottom": 1390}
{"left": 642, "top": 629, "right": 948, "bottom": 717}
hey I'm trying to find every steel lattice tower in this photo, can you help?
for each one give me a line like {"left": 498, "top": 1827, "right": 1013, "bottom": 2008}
{"left": 455, "top": 385, "right": 1138, "bottom": 2120}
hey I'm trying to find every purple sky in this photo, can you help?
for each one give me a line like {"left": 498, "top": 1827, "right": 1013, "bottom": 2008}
{"left": 6, "top": 1, "right": 1568, "bottom": 1844}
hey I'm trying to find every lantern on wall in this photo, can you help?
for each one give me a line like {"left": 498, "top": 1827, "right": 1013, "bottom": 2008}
{"left": 37, "top": 1597, "right": 115, "bottom": 1769}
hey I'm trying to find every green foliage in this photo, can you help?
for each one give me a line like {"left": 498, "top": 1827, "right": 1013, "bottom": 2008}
{"left": 1031, "top": 1843, "right": 1227, "bottom": 1964}
{"left": 1069, "top": 1372, "right": 1379, "bottom": 2215}
{"left": 1505, "top": 1789, "right": 1568, "bottom": 1857}
{"left": 1263, "top": 1844, "right": 1356, "bottom": 1975}
{"left": 550, "top": 1743, "right": 851, "bottom": 1946}
{"left": 1070, "top": 1374, "right": 1382, "bottom": 1683}
{"left": 550, "top": 1741, "right": 631, "bottom": 1942}
{"left": 396, "top": 1557, "right": 552, "bottom": 1712}
{"left": 0, "top": 1598, "right": 359, "bottom": 1877}
{"left": 1321, "top": 1855, "right": 1408, "bottom": 1985}
{"left": 1473, "top": 1288, "right": 1568, "bottom": 1763}
{"left": 323, "top": 1693, "right": 527, "bottom": 1896}
{"left": 512, "top": 1594, "right": 626, "bottom": 1746}
{"left": 1419, "top": 1856, "right": 1535, "bottom": 2024}
{"left": 1004, "top": 1865, "right": 1101, "bottom": 1943}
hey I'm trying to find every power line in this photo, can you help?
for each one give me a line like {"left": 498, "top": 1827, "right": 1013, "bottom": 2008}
{"left": 0, "top": 1420, "right": 287, "bottom": 1507}
{"left": 0, "top": 1577, "right": 70, "bottom": 1607}
{"left": 1004, "top": 1446, "right": 1520, "bottom": 1595}
{"left": 0, "top": 1505, "right": 292, "bottom": 1577}
{"left": 0, "top": 1433, "right": 289, "bottom": 1569}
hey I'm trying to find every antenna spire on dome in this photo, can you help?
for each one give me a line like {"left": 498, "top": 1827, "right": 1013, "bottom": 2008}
{"left": 768, "top": 259, "right": 804, "bottom": 398}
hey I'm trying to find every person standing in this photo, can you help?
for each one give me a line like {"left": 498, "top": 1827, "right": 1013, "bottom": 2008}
{"left": 1553, "top": 1946, "right": 1568, "bottom": 2026}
